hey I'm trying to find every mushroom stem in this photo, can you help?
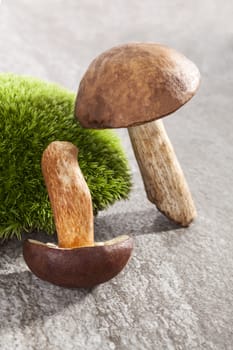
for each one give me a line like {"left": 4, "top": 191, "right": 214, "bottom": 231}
{"left": 128, "top": 120, "right": 197, "bottom": 226}
{"left": 41, "top": 141, "right": 94, "bottom": 248}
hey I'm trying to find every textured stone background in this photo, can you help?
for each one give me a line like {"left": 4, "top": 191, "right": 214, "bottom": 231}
{"left": 0, "top": 0, "right": 233, "bottom": 349}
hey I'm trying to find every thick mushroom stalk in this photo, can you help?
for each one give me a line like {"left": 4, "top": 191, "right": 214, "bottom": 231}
{"left": 128, "top": 120, "right": 196, "bottom": 226}
{"left": 41, "top": 141, "right": 94, "bottom": 248}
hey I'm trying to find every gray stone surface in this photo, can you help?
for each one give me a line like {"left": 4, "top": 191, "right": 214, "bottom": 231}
{"left": 0, "top": 0, "right": 233, "bottom": 349}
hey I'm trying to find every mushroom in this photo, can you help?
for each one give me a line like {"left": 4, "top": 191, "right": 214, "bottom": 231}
{"left": 74, "top": 43, "right": 200, "bottom": 226}
{"left": 23, "top": 141, "right": 133, "bottom": 288}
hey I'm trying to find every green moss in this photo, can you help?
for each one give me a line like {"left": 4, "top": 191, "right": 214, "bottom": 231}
{"left": 0, "top": 73, "right": 131, "bottom": 240}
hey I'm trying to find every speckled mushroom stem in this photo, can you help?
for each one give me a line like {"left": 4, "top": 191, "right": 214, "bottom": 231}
{"left": 128, "top": 119, "right": 197, "bottom": 226}
{"left": 41, "top": 141, "right": 94, "bottom": 248}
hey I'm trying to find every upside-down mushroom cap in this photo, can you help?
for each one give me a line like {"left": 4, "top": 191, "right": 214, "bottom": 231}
{"left": 75, "top": 43, "right": 200, "bottom": 128}
{"left": 23, "top": 235, "right": 133, "bottom": 288}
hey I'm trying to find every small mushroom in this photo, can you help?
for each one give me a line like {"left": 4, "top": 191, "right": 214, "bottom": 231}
{"left": 75, "top": 43, "right": 200, "bottom": 226}
{"left": 23, "top": 141, "right": 133, "bottom": 288}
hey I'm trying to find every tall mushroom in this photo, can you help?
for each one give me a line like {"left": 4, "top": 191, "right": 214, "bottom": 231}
{"left": 23, "top": 141, "right": 133, "bottom": 288}
{"left": 75, "top": 43, "right": 200, "bottom": 226}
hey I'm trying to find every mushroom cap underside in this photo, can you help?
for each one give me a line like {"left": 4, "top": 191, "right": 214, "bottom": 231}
{"left": 75, "top": 42, "right": 200, "bottom": 128}
{"left": 23, "top": 235, "right": 133, "bottom": 288}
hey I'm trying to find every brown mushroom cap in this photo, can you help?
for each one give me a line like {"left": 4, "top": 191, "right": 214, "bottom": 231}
{"left": 75, "top": 43, "right": 200, "bottom": 128}
{"left": 23, "top": 235, "right": 133, "bottom": 288}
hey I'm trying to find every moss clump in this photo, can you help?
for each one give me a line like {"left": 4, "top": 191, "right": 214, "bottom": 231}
{"left": 0, "top": 73, "right": 131, "bottom": 240}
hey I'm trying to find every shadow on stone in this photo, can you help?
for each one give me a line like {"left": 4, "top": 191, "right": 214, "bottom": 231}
{"left": 94, "top": 208, "right": 181, "bottom": 241}
{"left": 0, "top": 269, "right": 91, "bottom": 329}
